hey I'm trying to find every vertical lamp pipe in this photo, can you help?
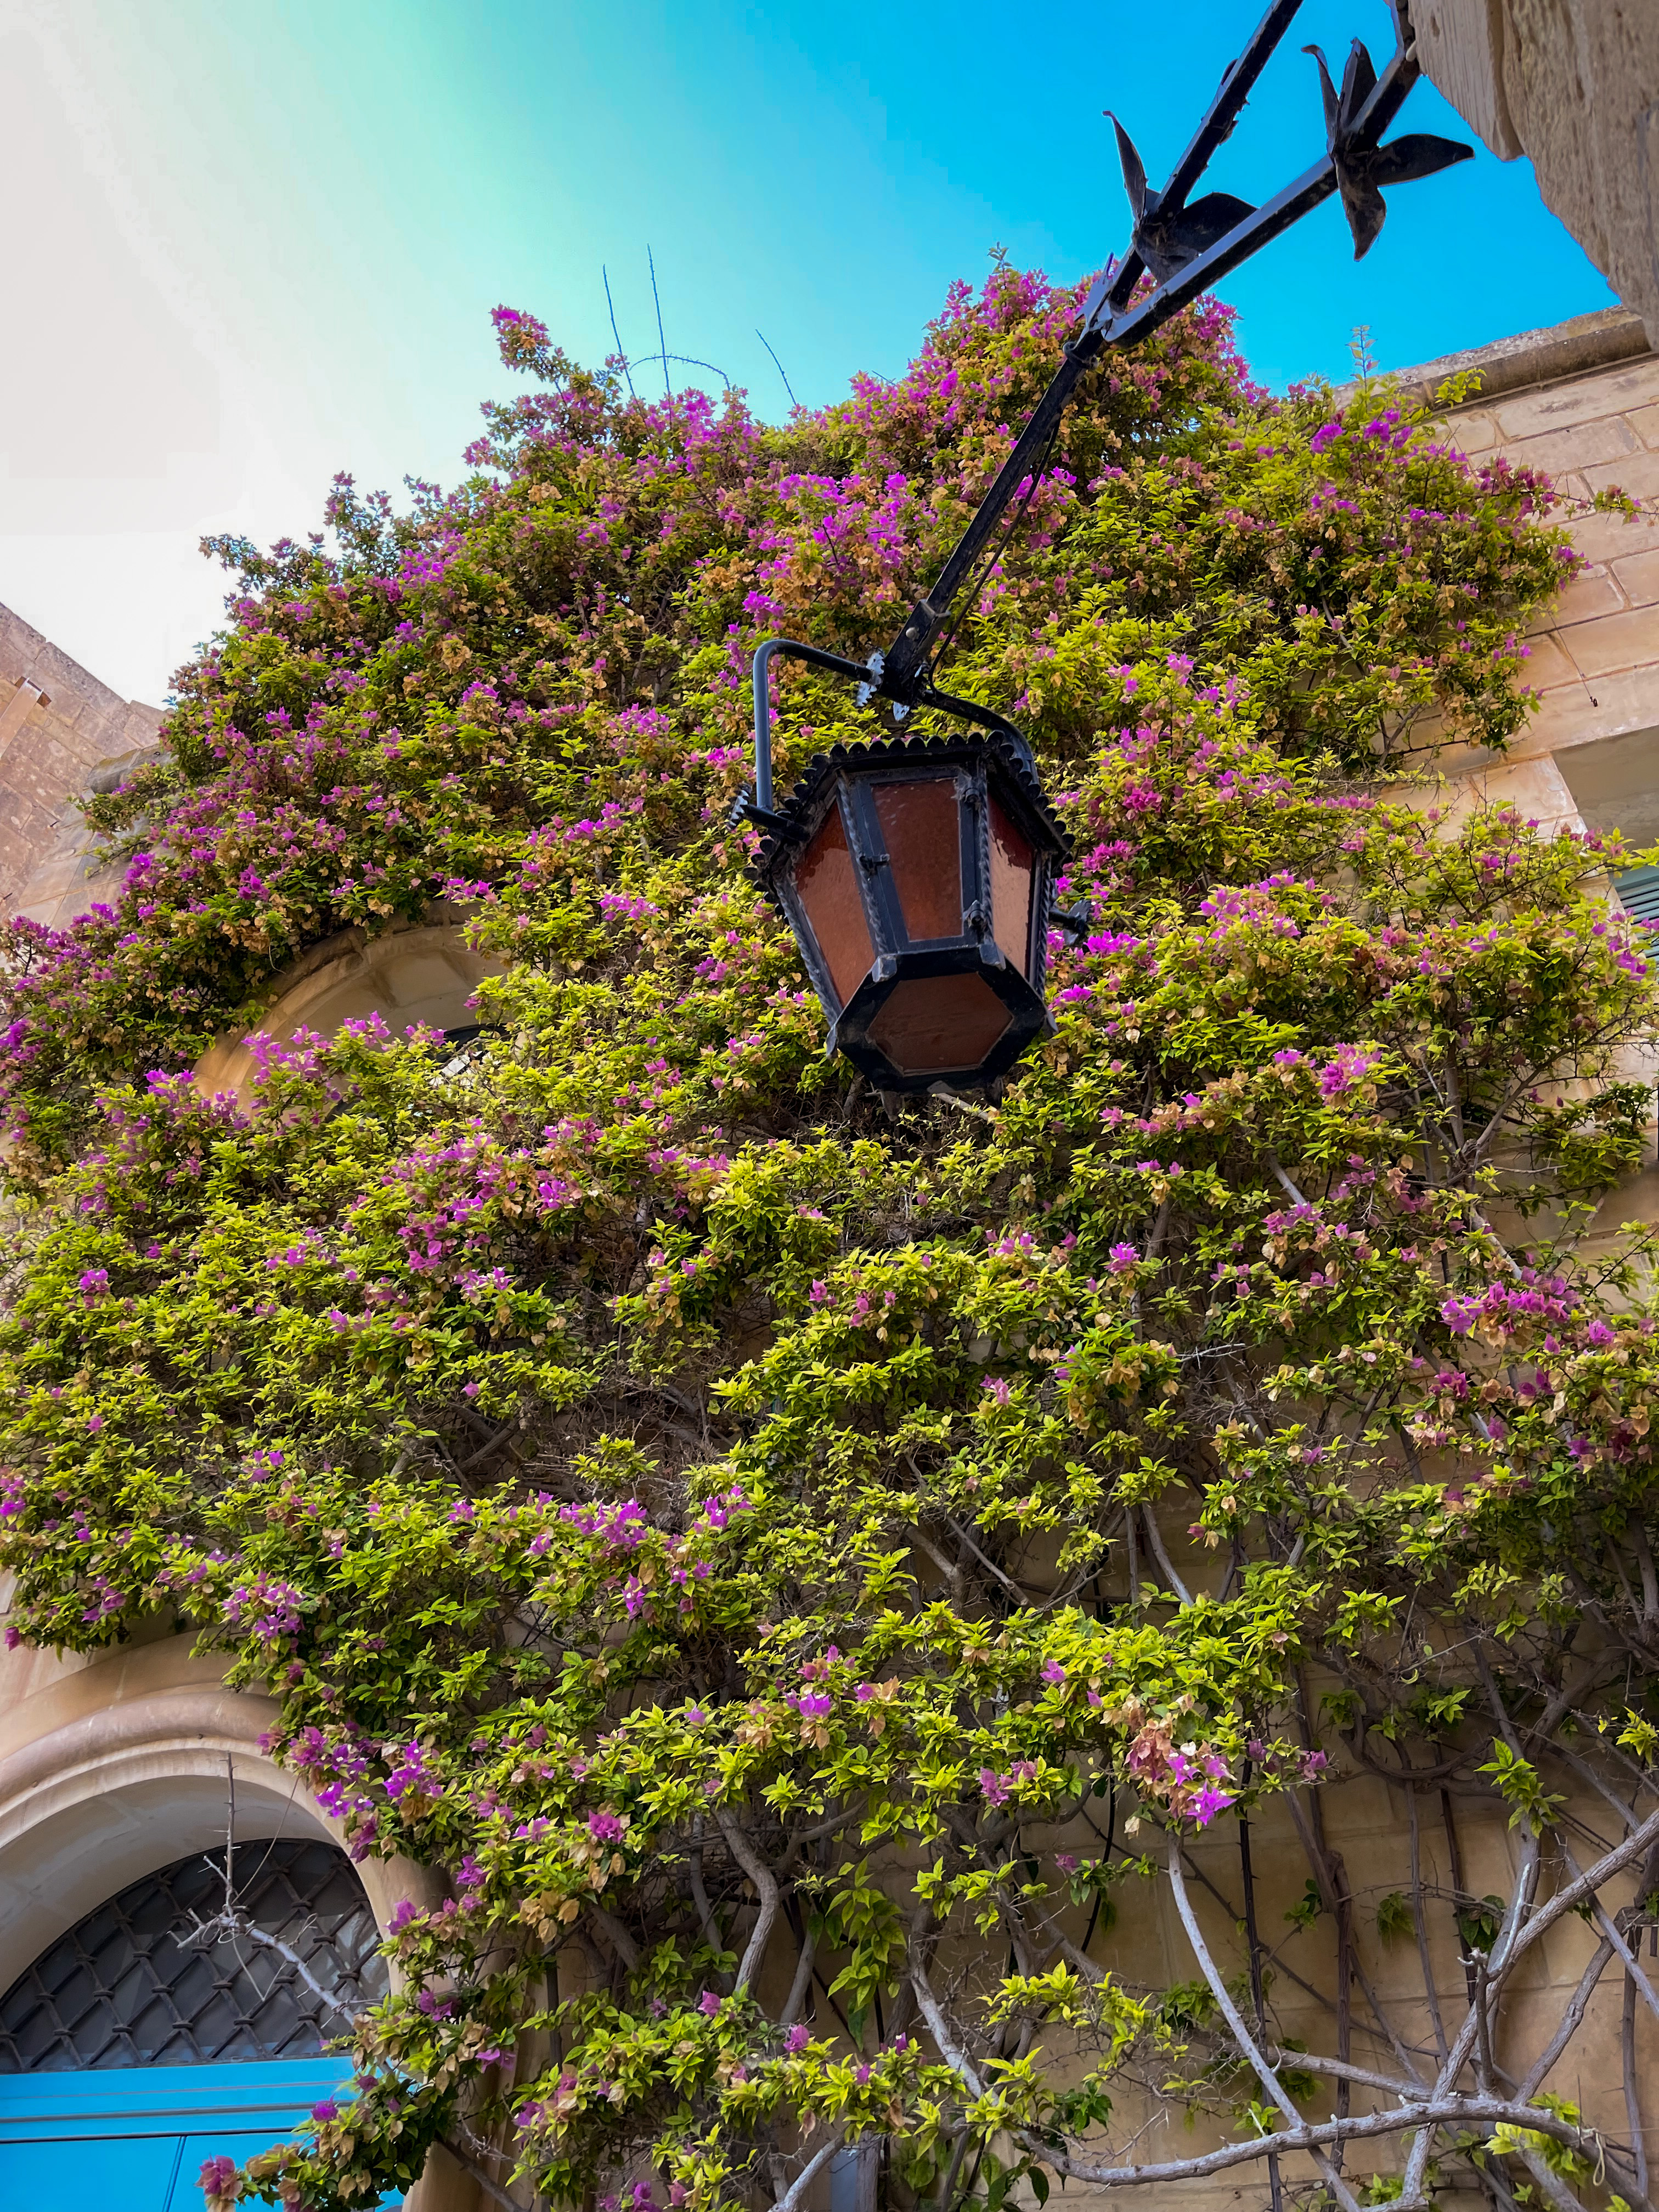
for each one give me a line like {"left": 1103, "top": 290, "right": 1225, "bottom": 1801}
{"left": 752, "top": 639, "right": 781, "bottom": 814}
{"left": 749, "top": 637, "right": 883, "bottom": 818}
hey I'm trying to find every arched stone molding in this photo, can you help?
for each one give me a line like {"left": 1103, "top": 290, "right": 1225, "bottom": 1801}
{"left": 194, "top": 915, "right": 505, "bottom": 1107}
{"left": 0, "top": 1682, "right": 439, "bottom": 1998}
{"left": 0, "top": 1631, "right": 473, "bottom": 2209}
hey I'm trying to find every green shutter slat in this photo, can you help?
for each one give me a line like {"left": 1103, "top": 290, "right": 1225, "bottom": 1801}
{"left": 1615, "top": 866, "right": 1659, "bottom": 927}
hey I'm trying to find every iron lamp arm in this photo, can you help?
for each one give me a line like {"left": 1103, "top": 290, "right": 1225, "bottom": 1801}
{"left": 740, "top": 644, "right": 1042, "bottom": 832}
{"left": 1105, "top": 0, "right": 1308, "bottom": 315}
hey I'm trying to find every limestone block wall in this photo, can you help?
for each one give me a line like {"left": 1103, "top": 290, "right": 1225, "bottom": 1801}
{"left": 1347, "top": 310, "right": 1659, "bottom": 806}
{"left": 0, "top": 312, "right": 1654, "bottom": 2212}
{"left": 1441, "top": 346, "right": 1659, "bottom": 782}
{"left": 0, "top": 599, "right": 163, "bottom": 920}
{"left": 0, "top": 1598, "right": 470, "bottom": 2209}
{"left": 1398, "top": 320, "right": 1659, "bottom": 1264}
{"left": 1099, "top": 1768, "right": 1641, "bottom": 2208}
{"left": 0, "top": 615, "right": 475, "bottom": 2205}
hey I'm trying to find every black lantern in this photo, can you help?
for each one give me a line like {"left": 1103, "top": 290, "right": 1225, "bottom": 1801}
{"left": 740, "top": 641, "right": 1070, "bottom": 1095}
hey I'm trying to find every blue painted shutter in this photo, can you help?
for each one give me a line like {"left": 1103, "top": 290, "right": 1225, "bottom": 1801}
{"left": 1615, "top": 865, "right": 1659, "bottom": 928}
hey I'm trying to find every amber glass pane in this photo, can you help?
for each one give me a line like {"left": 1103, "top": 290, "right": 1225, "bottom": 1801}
{"left": 873, "top": 778, "right": 963, "bottom": 943}
{"left": 866, "top": 972, "right": 1013, "bottom": 1077}
{"left": 792, "top": 801, "right": 873, "bottom": 1012}
{"left": 988, "top": 795, "right": 1035, "bottom": 977}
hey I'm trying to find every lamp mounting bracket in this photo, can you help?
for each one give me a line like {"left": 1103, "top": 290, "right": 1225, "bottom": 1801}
{"left": 856, "top": 0, "right": 1470, "bottom": 708}
{"left": 735, "top": 1, "right": 1472, "bottom": 1103}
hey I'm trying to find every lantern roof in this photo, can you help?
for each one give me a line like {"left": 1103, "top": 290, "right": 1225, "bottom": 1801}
{"left": 746, "top": 727, "right": 1070, "bottom": 910}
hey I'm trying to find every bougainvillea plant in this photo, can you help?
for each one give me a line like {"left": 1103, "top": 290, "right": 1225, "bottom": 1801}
{"left": 3, "top": 262, "right": 1658, "bottom": 2212}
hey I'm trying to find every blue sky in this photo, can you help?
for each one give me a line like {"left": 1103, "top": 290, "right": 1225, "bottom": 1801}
{"left": 1, "top": 0, "right": 1616, "bottom": 703}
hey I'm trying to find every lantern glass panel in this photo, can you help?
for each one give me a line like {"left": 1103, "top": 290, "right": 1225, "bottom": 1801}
{"left": 865, "top": 971, "right": 1013, "bottom": 1077}
{"left": 873, "top": 778, "right": 963, "bottom": 943}
{"left": 793, "top": 799, "right": 873, "bottom": 1012}
{"left": 988, "top": 794, "right": 1036, "bottom": 977}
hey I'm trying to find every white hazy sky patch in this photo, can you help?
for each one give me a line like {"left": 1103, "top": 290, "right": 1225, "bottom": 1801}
{"left": 0, "top": 0, "right": 512, "bottom": 702}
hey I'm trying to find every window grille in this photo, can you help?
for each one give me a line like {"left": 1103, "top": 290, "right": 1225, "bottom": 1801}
{"left": 0, "top": 1839, "right": 388, "bottom": 2072}
{"left": 437, "top": 1023, "right": 488, "bottom": 1080}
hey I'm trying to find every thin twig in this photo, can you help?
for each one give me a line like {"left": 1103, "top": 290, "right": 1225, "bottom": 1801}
{"left": 1030, "top": 2095, "right": 1609, "bottom": 2196}
{"left": 1239, "top": 1799, "right": 1284, "bottom": 2212}
{"left": 1627, "top": 1969, "right": 1649, "bottom": 2202}
{"left": 773, "top": 2130, "right": 847, "bottom": 2212}
{"left": 587, "top": 1905, "right": 640, "bottom": 1973}
{"left": 1166, "top": 1836, "right": 1364, "bottom": 2212}
{"left": 910, "top": 1955, "right": 985, "bottom": 2096}
{"left": 715, "top": 1808, "right": 781, "bottom": 1993}
{"left": 781, "top": 1925, "right": 816, "bottom": 2027}
{"left": 1138, "top": 1502, "right": 1191, "bottom": 1606}
{"left": 1519, "top": 1936, "right": 1613, "bottom": 2097}
{"left": 756, "top": 329, "right": 798, "bottom": 408}
{"left": 441, "top": 2134, "right": 530, "bottom": 2212}
{"left": 602, "top": 266, "right": 635, "bottom": 397}
{"left": 182, "top": 1910, "right": 352, "bottom": 2019}
{"left": 1403, "top": 1830, "right": 1541, "bottom": 2205}
{"left": 1408, "top": 1780, "right": 1449, "bottom": 2062}
{"left": 648, "top": 244, "right": 670, "bottom": 410}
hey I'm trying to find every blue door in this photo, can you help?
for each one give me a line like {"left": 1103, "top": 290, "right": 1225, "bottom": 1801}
{"left": 0, "top": 2056, "right": 362, "bottom": 2209}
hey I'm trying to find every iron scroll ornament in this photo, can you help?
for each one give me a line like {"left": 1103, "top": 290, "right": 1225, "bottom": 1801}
{"left": 738, "top": 0, "right": 1471, "bottom": 1093}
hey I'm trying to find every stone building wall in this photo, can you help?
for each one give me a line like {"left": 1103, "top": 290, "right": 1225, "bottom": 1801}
{"left": 1049, "top": 314, "right": 1659, "bottom": 2193}
{"left": 0, "top": 309, "right": 1654, "bottom": 2207}
{"left": 1410, "top": 307, "right": 1659, "bottom": 791}
{"left": 1374, "top": 313, "right": 1659, "bottom": 1268}
{"left": 1418, "top": 0, "right": 1659, "bottom": 346}
{"left": 0, "top": 600, "right": 163, "bottom": 923}
{"left": 0, "top": 620, "right": 473, "bottom": 2207}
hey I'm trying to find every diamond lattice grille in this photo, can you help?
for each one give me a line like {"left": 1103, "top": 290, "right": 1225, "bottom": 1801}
{"left": 0, "top": 1839, "right": 388, "bottom": 2071}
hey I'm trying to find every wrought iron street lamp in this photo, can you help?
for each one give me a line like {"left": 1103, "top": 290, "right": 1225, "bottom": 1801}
{"left": 740, "top": 0, "right": 1470, "bottom": 1096}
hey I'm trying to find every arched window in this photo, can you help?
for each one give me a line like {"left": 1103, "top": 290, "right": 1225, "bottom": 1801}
{"left": 0, "top": 1842, "right": 395, "bottom": 2209}
{"left": 0, "top": 1838, "right": 387, "bottom": 2072}
{"left": 194, "top": 918, "right": 504, "bottom": 1105}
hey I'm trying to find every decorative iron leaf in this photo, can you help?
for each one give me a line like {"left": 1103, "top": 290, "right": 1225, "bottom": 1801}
{"left": 1108, "top": 114, "right": 1150, "bottom": 223}
{"left": 1338, "top": 37, "right": 1378, "bottom": 132}
{"left": 1366, "top": 132, "right": 1475, "bottom": 187}
{"left": 1172, "top": 190, "right": 1255, "bottom": 249}
{"left": 1138, "top": 190, "right": 1256, "bottom": 278}
{"left": 1304, "top": 43, "right": 1340, "bottom": 139}
{"left": 1335, "top": 161, "right": 1388, "bottom": 259}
